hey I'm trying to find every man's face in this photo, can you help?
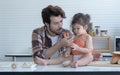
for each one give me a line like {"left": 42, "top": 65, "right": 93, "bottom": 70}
{"left": 47, "top": 15, "right": 63, "bottom": 35}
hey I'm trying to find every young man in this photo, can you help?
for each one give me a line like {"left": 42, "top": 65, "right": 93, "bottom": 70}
{"left": 32, "top": 5, "right": 101, "bottom": 65}
{"left": 32, "top": 5, "right": 73, "bottom": 65}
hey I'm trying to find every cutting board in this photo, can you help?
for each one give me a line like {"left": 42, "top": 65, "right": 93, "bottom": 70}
{"left": 88, "top": 61, "right": 120, "bottom": 67}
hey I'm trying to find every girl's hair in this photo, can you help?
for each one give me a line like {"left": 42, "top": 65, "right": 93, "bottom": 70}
{"left": 71, "top": 13, "right": 90, "bottom": 26}
{"left": 70, "top": 13, "right": 91, "bottom": 33}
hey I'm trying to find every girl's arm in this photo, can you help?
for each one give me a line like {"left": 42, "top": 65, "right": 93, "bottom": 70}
{"left": 71, "top": 35, "right": 93, "bottom": 54}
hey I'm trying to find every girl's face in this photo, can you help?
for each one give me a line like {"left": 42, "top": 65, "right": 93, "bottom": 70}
{"left": 72, "top": 24, "right": 86, "bottom": 36}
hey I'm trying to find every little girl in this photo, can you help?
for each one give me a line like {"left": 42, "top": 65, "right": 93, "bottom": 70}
{"left": 63, "top": 13, "right": 93, "bottom": 68}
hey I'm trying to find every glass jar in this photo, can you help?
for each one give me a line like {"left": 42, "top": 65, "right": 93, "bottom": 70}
{"left": 95, "top": 26, "right": 100, "bottom": 36}
{"left": 101, "top": 30, "right": 107, "bottom": 36}
{"left": 89, "top": 23, "right": 95, "bottom": 37}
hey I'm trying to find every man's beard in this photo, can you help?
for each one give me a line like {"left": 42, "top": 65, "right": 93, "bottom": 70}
{"left": 50, "top": 27, "right": 63, "bottom": 35}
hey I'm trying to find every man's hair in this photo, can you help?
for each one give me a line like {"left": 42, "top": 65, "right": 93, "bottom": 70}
{"left": 42, "top": 5, "right": 66, "bottom": 25}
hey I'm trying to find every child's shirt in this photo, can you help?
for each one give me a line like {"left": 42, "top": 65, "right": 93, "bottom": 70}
{"left": 72, "top": 33, "right": 93, "bottom": 55}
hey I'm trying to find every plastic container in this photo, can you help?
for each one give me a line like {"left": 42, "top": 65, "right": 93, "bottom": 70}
{"left": 101, "top": 30, "right": 107, "bottom": 36}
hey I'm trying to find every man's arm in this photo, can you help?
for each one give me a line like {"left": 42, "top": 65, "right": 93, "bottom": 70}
{"left": 32, "top": 29, "right": 73, "bottom": 59}
{"left": 32, "top": 29, "right": 61, "bottom": 59}
{"left": 44, "top": 41, "right": 63, "bottom": 59}
{"left": 45, "top": 36, "right": 74, "bottom": 59}
{"left": 32, "top": 30, "right": 67, "bottom": 59}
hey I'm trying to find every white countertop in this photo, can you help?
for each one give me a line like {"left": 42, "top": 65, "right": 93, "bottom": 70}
{"left": 5, "top": 52, "right": 32, "bottom": 56}
{"left": 0, "top": 61, "right": 120, "bottom": 72}
{"left": 102, "top": 53, "right": 112, "bottom": 56}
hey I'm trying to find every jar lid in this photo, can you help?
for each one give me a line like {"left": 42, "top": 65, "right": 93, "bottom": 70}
{"left": 101, "top": 30, "right": 107, "bottom": 32}
{"left": 95, "top": 26, "right": 100, "bottom": 28}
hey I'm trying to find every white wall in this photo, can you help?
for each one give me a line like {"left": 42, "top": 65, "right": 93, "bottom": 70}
{"left": 0, "top": 0, "right": 120, "bottom": 61}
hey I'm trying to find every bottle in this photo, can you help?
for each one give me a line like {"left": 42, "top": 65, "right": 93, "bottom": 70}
{"left": 95, "top": 26, "right": 100, "bottom": 36}
{"left": 89, "top": 30, "right": 94, "bottom": 37}
{"left": 89, "top": 23, "right": 95, "bottom": 37}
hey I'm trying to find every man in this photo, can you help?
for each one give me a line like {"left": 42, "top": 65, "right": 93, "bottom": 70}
{"left": 32, "top": 5, "right": 101, "bottom": 65}
{"left": 32, "top": 5, "right": 73, "bottom": 65}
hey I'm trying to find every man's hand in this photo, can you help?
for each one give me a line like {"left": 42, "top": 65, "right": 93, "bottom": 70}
{"left": 34, "top": 56, "right": 47, "bottom": 65}
{"left": 34, "top": 56, "right": 39, "bottom": 64}
{"left": 60, "top": 36, "right": 74, "bottom": 47}
{"left": 64, "top": 50, "right": 71, "bottom": 57}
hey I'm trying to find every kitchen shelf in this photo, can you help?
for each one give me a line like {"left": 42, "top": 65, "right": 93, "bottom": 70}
{"left": 92, "top": 36, "right": 111, "bottom": 53}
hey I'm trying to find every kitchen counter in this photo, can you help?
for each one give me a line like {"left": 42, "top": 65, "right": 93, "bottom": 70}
{"left": 0, "top": 61, "right": 120, "bottom": 72}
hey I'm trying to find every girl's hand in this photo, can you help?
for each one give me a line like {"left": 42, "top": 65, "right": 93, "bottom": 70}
{"left": 71, "top": 43, "right": 80, "bottom": 51}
